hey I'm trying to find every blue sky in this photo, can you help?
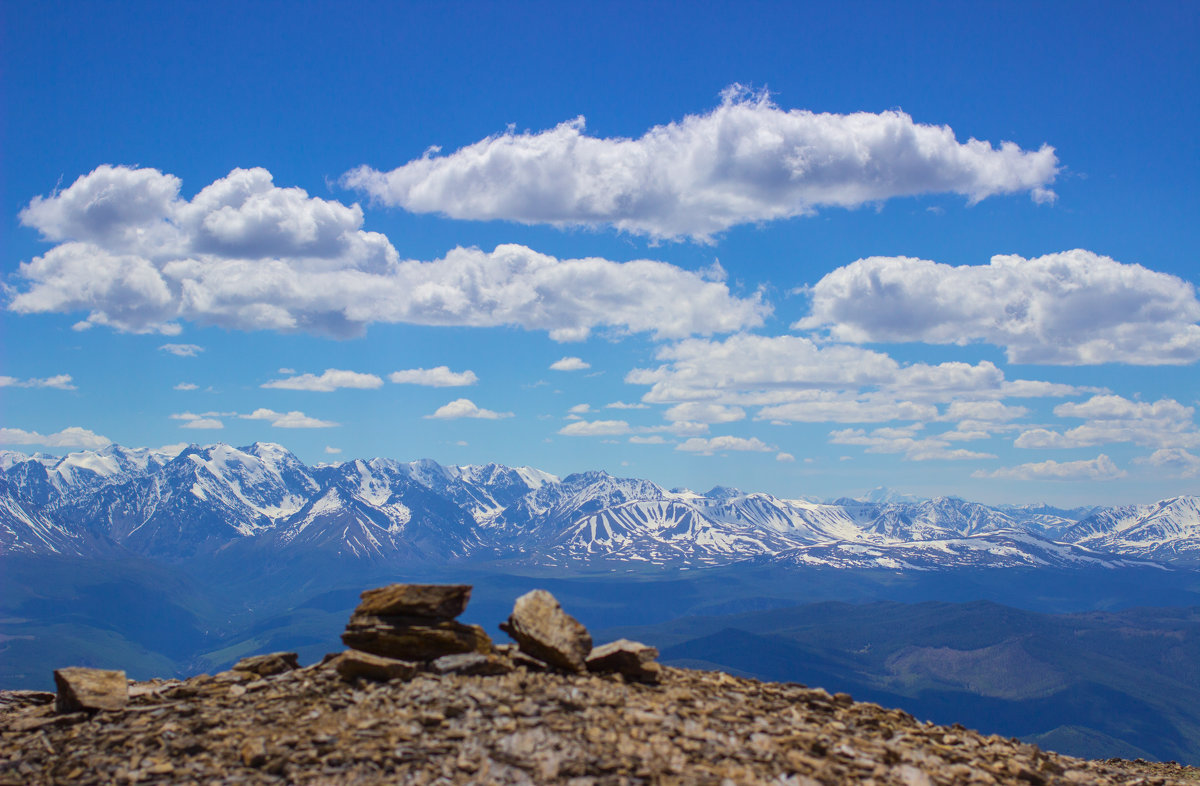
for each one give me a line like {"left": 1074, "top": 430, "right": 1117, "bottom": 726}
{"left": 2, "top": 1, "right": 1198, "bottom": 506}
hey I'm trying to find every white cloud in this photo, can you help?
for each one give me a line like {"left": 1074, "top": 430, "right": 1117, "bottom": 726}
{"left": 344, "top": 85, "right": 1057, "bottom": 241}
{"left": 0, "top": 374, "right": 76, "bottom": 390}
{"left": 0, "top": 426, "right": 112, "bottom": 449}
{"left": 567, "top": 404, "right": 592, "bottom": 415}
{"left": 160, "top": 343, "right": 204, "bottom": 357}
{"left": 676, "top": 436, "right": 775, "bottom": 455}
{"left": 550, "top": 357, "right": 590, "bottom": 371}
{"left": 324, "top": 446, "right": 343, "bottom": 455}
{"left": 629, "top": 435, "right": 667, "bottom": 445}
{"left": 173, "top": 382, "right": 199, "bottom": 391}
{"left": 973, "top": 454, "right": 1127, "bottom": 481}
{"left": 388, "top": 366, "right": 478, "bottom": 387}
{"left": 1134, "top": 448, "right": 1200, "bottom": 478}
{"left": 12, "top": 166, "right": 767, "bottom": 340}
{"left": 425, "top": 398, "right": 513, "bottom": 420}
{"left": 262, "top": 368, "right": 384, "bottom": 392}
{"left": 559, "top": 420, "right": 631, "bottom": 437}
{"left": 606, "top": 401, "right": 648, "bottom": 410}
{"left": 1014, "top": 395, "right": 1200, "bottom": 450}
{"left": 180, "top": 418, "right": 223, "bottom": 429}
{"left": 940, "top": 401, "right": 1029, "bottom": 422}
{"left": 171, "top": 411, "right": 227, "bottom": 429}
{"left": 240, "top": 408, "right": 339, "bottom": 428}
{"left": 829, "top": 427, "right": 995, "bottom": 462}
{"left": 796, "top": 250, "right": 1200, "bottom": 365}
{"left": 776, "top": 452, "right": 796, "bottom": 462}
{"left": 664, "top": 402, "right": 745, "bottom": 424}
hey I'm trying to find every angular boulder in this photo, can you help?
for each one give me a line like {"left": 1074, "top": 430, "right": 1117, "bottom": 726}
{"left": 354, "top": 584, "right": 473, "bottom": 619}
{"left": 429, "top": 652, "right": 514, "bottom": 677}
{"left": 342, "top": 615, "right": 492, "bottom": 661}
{"left": 53, "top": 667, "right": 128, "bottom": 713}
{"left": 232, "top": 651, "right": 300, "bottom": 676}
{"left": 586, "top": 639, "right": 662, "bottom": 683}
{"left": 329, "top": 650, "right": 418, "bottom": 682}
{"left": 499, "top": 589, "right": 592, "bottom": 673}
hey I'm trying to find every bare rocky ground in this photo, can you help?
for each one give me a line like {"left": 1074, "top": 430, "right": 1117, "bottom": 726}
{"left": 2, "top": 585, "right": 1197, "bottom": 785}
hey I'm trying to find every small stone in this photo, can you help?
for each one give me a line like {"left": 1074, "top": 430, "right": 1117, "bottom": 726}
{"left": 355, "top": 583, "right": 473, "bottom": 619}
{"left": 241, "top": 737, "right": 267, "bottom": 767}
{"left": 330, "top": 650, "right": 419, "bottom": 682}
{"left": 586, "top": 639, "right": 661, "bottom": 683}
{"left": 343, "top": 614, "right": 492, "bottom": 660}
{"left": 499, "top": 589, "right": 593, "bottom": 673}
{"left": 429, "top": 652, "right": 514, "bottom": 676}
{"left": 53, "top": 667, "right": 128, "bottom": 713}
{"left": 232, "top": 651, "right": 299, "bottom": 676}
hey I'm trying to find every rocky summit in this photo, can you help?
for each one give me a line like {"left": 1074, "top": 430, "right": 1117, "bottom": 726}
{"left": 1, "top": 584, "right": 1198, "bottom": 786}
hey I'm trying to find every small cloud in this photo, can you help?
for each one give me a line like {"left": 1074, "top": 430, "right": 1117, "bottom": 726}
{"left": 972, "top": 454, "right": 1126, "bottom": 481}
{"left": 606, "top": 401, "right": 648, "bottom": 410}
{"left": 676, "top": 436, "right": 775, "bottom": 455}
{"left": 1133, "top": 448, "right": 1200, "bottom": 478}
{"left": 629, "top": 435, "right": 666, "bottom": 445}
{"left": 568, "top": 404, "right": 592, "bottom": 415}
{"left": 558, "top": 420, "right": 631, "bottom": 437}
{"left": 454, "top": 440, "right": 469, "bottom": 447}
{"left": 0, "top": 374, "right": 76, "bottom": 390}
{"left": 324, "top": 446, "right": 343, "bottom": 455}
{"left": 550, "top": 357, "right": 590, "bottom": 372}
{"left": 181, "top": 418, "right": 224, "bottom": 429}
{"left": 240, "top": 408, "right": 339, "bottom": 428}
{"left": 174, "top": 382, "right": 199, "bottom": 391}
{"left": 776, "top": 452, "right": 796, "bottom": 462}
{"left": 262, "top": 368, "right": 383, "bottom": 392}
{"left": 0, "top": 426, "right": 111, "bottom": 449}
{"left": 424, "top": 398, "right": 513, "bottom": 420}
{"left": 278, "top": 367, "right": 296, "bottom": 375}
{"left": 160, "top": 343, "right": 203, "bottom": 357}
{"left": 389, "top": 366, "right": 479, "bottom": 387}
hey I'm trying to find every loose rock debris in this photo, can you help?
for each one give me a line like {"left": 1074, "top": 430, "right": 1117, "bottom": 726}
{"left": 1, "top": 583, "right": 1197, "bottom": 785}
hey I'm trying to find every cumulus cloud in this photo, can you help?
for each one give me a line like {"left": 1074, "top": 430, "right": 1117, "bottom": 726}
{"left": 676, "top": 436, "right": 775, "bottom": 455}
{"left": 11, "top": 166, "right": 767, "bottom": 340}
{"left": 160, "top": 343, "right": 203, "bottom": 357}
{"left": 425, "top": 398, "right": 513, "bottom": 420}
{"left": 559, "top": 420, "right": 631, "bottom": 437}
{"left": 171, "top": 411, "right": 228, "bottom": 429}
{"left": 550, "top": 357, "right": 590, "bottom": 371}
{"left": 1014, "top": 395, "right": 1200, "bottom": 450}
{"left": 629, "top": 435, "right": 667, "bottom": 445}
{"left": 1134, "top": 448, "right": 1200, "bottom": 478}
{"left": 0, "top": 374, "right": 76, "bottom": 390}
{"left": 388, "top": 366, "right": 478, "bottom": 387}
{"left": 262, "top": 368, "right": 384, "bottom": 392}
{"left": 664, "top": 402, "right": 746, "bottom": 424}
{"left": 776, "top": 452, "right": 796, "bottom": 462}
{"left": 796, "top": 250, "right": 1200, "bottom": 365}
{"left": 829, "top": 427, "right": 995, "bottom": 462}
{"left": 344, "top": 86, "right": 1057, "bottom": 241}
{"left": 0, "top": 426, "right": 112, "bottom": 449}
{"left": 606, "top": 401, "right": 648, "bottom": 410}
{"left": 240, "top": 408, "right": 339, "bottom": 428}
{"left": 973, "top": 454, "right": 1126, "bottom": 481}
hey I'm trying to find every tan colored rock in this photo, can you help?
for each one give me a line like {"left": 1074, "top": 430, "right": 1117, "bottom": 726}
{"left": 232, "top": 651, "right": 300, "bottom": 676}
{"left": 355, "top": 583, "right": 473, "bottom": 619}
{"left": 53, "top": 667, "right": 128, "bottom": 713}
{"left": 499, "top": 589, "right": 592, "bottom": 673}
{"left": 586, "top": 639, "right": 662, "bottom": 683}
{"left": 343, "top": 614, "right": 493, "bottom": 661}
{"left": 429, "top": 652, "right": 514, "bottom": 676}
{"left": 330, "top": 650, "right": 419, "bottom": 682}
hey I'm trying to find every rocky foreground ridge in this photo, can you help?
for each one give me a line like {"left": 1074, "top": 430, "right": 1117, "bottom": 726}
{"left": 2, "top": 584, "right": 1197, "bottom": 786}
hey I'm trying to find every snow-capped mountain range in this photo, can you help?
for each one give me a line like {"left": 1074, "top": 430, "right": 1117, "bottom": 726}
{"left": 2, "top": 442, "right": 1198, "bottom": 570}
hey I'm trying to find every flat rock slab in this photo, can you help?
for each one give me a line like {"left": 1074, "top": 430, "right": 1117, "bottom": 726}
{"left": 355, "top": 584, "right": 473, "bottom": 619}
{"left": 343, "top": 615, "right": 493, "bottom": 661}
{"left": 232, "top": 651, "right": 300, "bottom": 676}
{"left": 429, "top": 652, "right": 514, "bottom": 676}
{"left": 53, "top": 667, "right": 128, "bottom": 713}
{"left": 586, "top": 639, "right": 662, "bottom": 683}
{"left": 329, "top": 651, "right": 418, "bottom": 682}
{"left": 499, "top": 589, "right": 592, "bottom": 673}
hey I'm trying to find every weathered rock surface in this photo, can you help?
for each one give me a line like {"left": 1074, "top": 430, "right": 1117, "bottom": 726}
{"left": 354, "top": 583, "right": 473, "bottom": 619}
{"left": 342, "top": 614, "right": 493, "bottom": 661}
{"left": 328, "top": 651, "right": 418, "bottom": 683}
{"left": 52, "top": 668, "right": 127, "bottom": 714}
{"left": 3, "top": 663, "right": 1196, "bottom": 785}
{"left": 586, "top": 638, "right": 662, "bottom": 683}
{"left": 430, "top": 652, "right": 514, "bottom": 677}
{"left": 233, "top": 651, "right": 300, "bottom": 677}
{"left": 499, "top": 588, "right": 593, "bottom": 672}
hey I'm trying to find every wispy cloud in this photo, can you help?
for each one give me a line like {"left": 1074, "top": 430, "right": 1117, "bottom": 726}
{"left": 676, "top": 436, "right": 775, "bottom": 455}
{"left": 973, "top": 454, "right": 1127, "bottom": 481}
{"left": 159, "top": 343, "right": 203, "bottom": 357}
{"left": 344, "top": 85, "right": 1057, "bottom": 241}
{"left": 0, "top": 374, "right": 76, "bottom": 390}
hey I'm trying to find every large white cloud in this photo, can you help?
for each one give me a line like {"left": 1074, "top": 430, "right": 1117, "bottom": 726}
{"left": 11, "top": 166, "right": 767, "bottom": 340}
{"left": 0, "top": 426, "right": 112, "bottom": 449}
{"left": 388, "top": 367, "right": 478, "bottom": 387}
{"left": 973, "top": 454, "right": 1127, "bottom": 481}
{"left": 262, "top": 369, "right": 384, "bottom": 392}
{"left": 344, "top": 86, "right": 1058, "bottom": 241}
{"left": 829, "top": 427, "right": 995, "bottom": 462}
{"left": 1014, "top": 395, "right": 1200, "bottom": 450}
{"left": 796, "top": 250, "right": 1200, "bottom": 365}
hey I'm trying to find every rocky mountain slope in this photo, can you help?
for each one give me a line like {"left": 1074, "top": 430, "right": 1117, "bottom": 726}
{"left": 3, "top": 442, "right": 1198, "bottom": 569}
{"left": 3, "top": 584, "right": 1197, "bottom": 785}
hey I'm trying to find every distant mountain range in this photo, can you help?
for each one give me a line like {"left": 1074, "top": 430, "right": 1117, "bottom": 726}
{"left": 3, "top": 442, "right": 1198, "bottom": 569}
